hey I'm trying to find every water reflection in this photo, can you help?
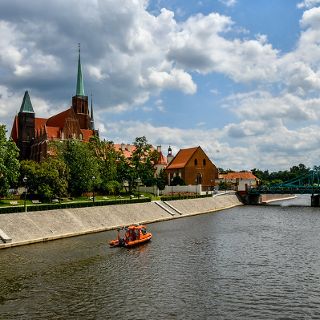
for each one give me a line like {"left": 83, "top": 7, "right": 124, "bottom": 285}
{"left": 1, "top": 205, "right": 320, "bottom": 319}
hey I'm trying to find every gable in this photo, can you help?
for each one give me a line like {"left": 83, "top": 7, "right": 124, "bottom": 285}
{"left": 166, "top": 147, "right": 198, "bottom": 169}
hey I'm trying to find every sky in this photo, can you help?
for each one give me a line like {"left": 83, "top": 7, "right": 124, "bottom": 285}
{"left": 1, "top": 0, "right": 320, "bottom": 171}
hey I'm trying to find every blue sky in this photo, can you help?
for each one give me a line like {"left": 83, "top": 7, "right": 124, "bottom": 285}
{"left": 1, "top": 0, "right": 320, "bottom": 171}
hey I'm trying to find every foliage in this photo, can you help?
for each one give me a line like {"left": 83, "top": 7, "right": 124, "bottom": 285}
{"left": 0, "top": 125, "right": 20, "bottom": 196}
{"left": 89, "top": 138, "right": 120, "bottom": 193}
{"left": 131, "top": 136, "right": 158, "bottom": 185}
{"left": 171, "top": 175, "right": 185, "bottom": 186}
{"left": 20, "top": 157, "right": 69, "bottom": 200}
{"left": 251, "top": 163, "right": 312, "bottom": 186}
{"left": 156, "top": 169, "right": 167, "bottom": 190}
{"left": 105, "top": 180, "right": 122, "bottom": 195}
{"left": 62, "top": 140, "right": 100, "bottom": 196}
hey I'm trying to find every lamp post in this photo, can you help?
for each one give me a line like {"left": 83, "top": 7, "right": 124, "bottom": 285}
{"left": 171, "top": 178, "right": 174, "bottom": 196}
{"left": 23, "top": 176, "right": 27, "bottom": 212}
{"left": 136, "top": 177, "right": 141, "bottom": 199}
{"left": 92, "top": 175, "right": 95, "bottom": 203}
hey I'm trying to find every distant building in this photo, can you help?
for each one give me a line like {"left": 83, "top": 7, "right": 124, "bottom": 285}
{"left": 11, "top": 48, "right": 97, "bottom": 161}
{"left": 218, "top": 171, "right": 259, "bottom": 191}
{"left": 165, "top": 146, "right": 218, "bottom": 188}
{"left": 114, "top": 143, "right": 167, "bottom": 176}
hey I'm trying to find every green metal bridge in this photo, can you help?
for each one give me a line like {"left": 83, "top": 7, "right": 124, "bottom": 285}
{"left": 246, "top": 170, "right": 320, "bottom": 206}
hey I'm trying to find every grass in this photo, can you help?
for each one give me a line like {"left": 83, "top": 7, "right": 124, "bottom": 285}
{"left": 0, "top": 193, "right": 156, "bottom": 208}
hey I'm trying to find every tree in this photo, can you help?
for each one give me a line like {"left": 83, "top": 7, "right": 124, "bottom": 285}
{"left": 156, "top": 169, "right": 167, "bottom": 190}
{"left": 89, "top": 137, "right": 120, "bottom": 193}
{"left": 62, "top": 140, "right": 100, "bottom": 196}
{"left": 0, "top": 125, "right": 20, "bottom": 196}
{"left": 20, "top": 158, "right": 69, "bottom": 200}
{"left": 171, "top": 176, "right": 185, "bottom": 186}
{"left": 131, "top": 136, "right": 158, "bottom": 186}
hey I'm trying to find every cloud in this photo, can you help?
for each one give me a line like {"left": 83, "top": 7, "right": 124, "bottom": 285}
{"left": 2, "top": 1, "right": 320, "bottom": 171}
{"left": 167, "top": 13, "right": 279, "bottom": 82}
{"left": 219, "top": 0, "right": 237, "bottom": 7}
{"left": 297, "top": 0, "right": 320, "bottom": 9}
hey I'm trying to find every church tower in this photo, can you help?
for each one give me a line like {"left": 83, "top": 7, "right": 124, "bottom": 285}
{"left": 72, "top": 45, "right": 90, "bottom": 129}
{"left": 17, "top": 91, "right": 35, "bottom": 159}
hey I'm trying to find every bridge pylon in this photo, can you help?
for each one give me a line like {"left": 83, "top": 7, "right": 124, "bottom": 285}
{"left": 311, "top": 194, "right": 320, "bottom": 207}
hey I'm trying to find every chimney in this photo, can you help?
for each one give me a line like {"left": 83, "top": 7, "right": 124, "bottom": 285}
{"left": 121, "top": 143, "right": 125, "bottom": 151}
{"left": 157, "top": 145, "right": 161, "bottom": 153}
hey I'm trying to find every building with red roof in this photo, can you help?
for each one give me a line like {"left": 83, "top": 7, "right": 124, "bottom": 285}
{"left": 218, "top": 171, "right": 259, "bottom": 191}
{"left": 165, "top": 146, "right": 218, "bottom": 188}
{"left": 11, "top": 48, "right": 97, "bottom": 161}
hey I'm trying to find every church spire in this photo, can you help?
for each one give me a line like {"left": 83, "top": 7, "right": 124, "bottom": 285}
{"left": 19, "top": 91, "right": 34, "bottom": 113}
{"left": 76, "top": 43, "right": 85, "bottom": 96}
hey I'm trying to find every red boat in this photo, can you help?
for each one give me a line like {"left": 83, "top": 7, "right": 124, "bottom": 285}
{"left": 109, "top": 225, "right": 152, "bottom": 248}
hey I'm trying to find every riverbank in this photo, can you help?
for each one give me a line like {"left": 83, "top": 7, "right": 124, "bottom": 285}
{"left": 0, "top": 193, "right": 242, "bottom": 249}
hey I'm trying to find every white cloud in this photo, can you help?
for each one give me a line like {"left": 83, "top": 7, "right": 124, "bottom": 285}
{"left": 297, "top": 0, "right": 320, "bottom": 9}
{"left": 2, "top": 1, "right": 320, "bottom": 170}
{"left": 219, "top": 0, "right": 237, "bottom": 7}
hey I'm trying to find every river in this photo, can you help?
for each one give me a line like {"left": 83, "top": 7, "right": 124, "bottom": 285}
{"left": 1, "top": 197, "right": 320, "bottom": 319}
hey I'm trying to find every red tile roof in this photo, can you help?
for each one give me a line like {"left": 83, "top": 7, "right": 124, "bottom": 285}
{"left": 35, "top": 118, "right": 47, "bottom": 131}
{"left": 156, "top": 151, "right": 167, "bottom": 165}
{"left": 10, "top": 116, "right": 18, "bottom": 142}
{"left": 46, "top": 108, "right": 73, "bottom": 128}
{"left": 221, "top": 172, "right": 258, "bottom": 180}
{"left": 114, "top": 144, "right": 137, "bottom": 159}
{"left": 166, "top": 147, "right": 199, "bottom": 169}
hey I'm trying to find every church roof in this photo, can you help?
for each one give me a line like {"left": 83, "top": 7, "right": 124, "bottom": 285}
{"left": 166, "top": 147, "right": 199, "bottom": 169}
{"left": 19, "top": 91, "right": 34, "bottom": 113}
{"left": 35, "top": 118, "right": 47, "bottom": 130}
{"left": 10, "top": 116, "right": 18, "bottom": 142}
{"left": 46, "top": 108, "right": 73, "bottom": 128}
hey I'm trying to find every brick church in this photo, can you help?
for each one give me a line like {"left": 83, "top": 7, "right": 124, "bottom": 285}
{"left": 11, "top": 49, "right": 98, "bottom": 161}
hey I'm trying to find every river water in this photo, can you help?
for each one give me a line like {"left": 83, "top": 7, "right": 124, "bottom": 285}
{"left": 1, "top": 197, "right": 320, "bottom": 319}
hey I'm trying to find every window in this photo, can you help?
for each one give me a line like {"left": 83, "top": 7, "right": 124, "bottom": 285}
{"left": 203, "top": 159, "right": 206, "bottom": 166}
{"left": 194, "top": 159, "right": 198, "bottom": 166}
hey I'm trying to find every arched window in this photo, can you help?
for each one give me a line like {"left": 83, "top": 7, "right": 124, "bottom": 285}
{"left": 194, "top": 159, "right": 198, "bottom": 166}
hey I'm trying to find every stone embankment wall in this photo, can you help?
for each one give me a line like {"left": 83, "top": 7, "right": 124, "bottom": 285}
{"left": 0, "top": 193, "right": 242, "bottom": 249}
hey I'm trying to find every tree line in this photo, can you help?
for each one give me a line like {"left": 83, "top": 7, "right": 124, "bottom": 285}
{"left": 0, "top": 125, "right": 166, "bottom": 200}
{"left": 220, "top": 163, "right": 314, "bottom": 186}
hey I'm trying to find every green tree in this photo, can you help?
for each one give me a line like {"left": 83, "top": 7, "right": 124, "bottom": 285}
{"left": 131, "top": 136, "right": 158, "bottom": 186}
{"left": 171, "top": 176, "right": 185, "bottom": 186}
{"left": 156, "top": 169, "right": 167, "bottom": 190}
{"left": 0, "top": 125, "right": 20, "bottom": 196}
{"left": 20, "top": 158, "right": 69, "bottom": 200}
{"left": 89, "top": 137, "right": 120, "bottom": 193}
{"left": 62, "top": 140, "right": 100, "bottom": 196}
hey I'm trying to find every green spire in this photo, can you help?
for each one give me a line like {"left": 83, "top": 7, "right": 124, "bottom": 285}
{"left": 19, "top": 91, "right": 34, "bottom": 113}
{"left": 76, "top": 44, "right": 85, "bottom": 96}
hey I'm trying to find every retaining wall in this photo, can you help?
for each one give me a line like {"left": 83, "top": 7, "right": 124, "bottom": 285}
{"left": 0, "top": 193, "right": 242, "bottom": 249}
